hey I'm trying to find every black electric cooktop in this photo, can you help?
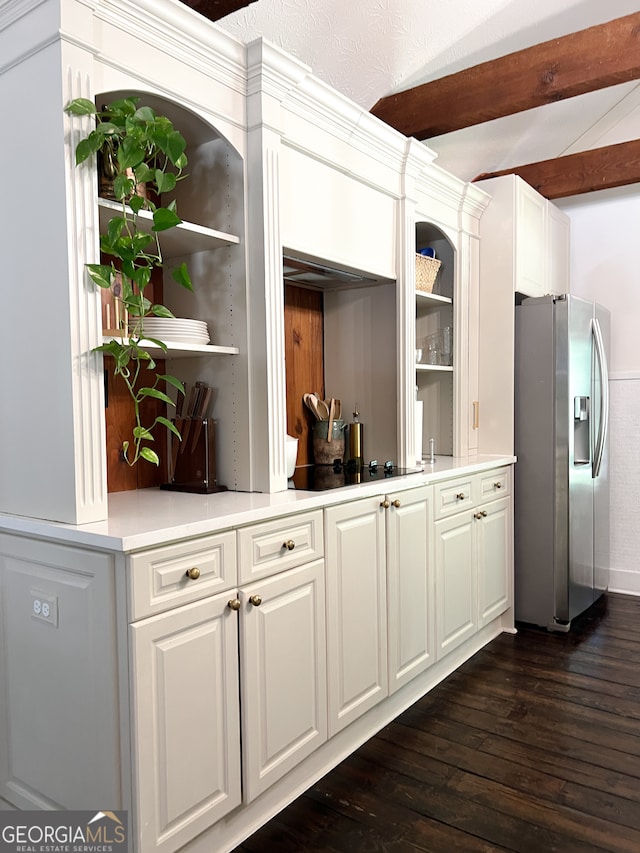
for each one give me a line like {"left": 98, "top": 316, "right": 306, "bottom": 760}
{"left": 292, "top": 459, "right": 422, "bottom": 491}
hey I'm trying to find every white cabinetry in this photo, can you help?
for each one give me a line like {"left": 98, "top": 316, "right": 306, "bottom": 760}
{"left": 237, "top": 510, "right": 324, "bottom": 585}
{"left": 475, "top": 174, "right": 570, "bottom": 455}
{"left": 386, "top": 483, "right": 435, "bottom": 692}
{"left": 237, "top": 513, "right": 326, "bottom": 801}
{"left": 478, "top": 174, "right": 570, "bottom": 299}
{"left": 515, "top": 179, "right": 547, "bottom": 297}
{"left": 130, "top": 592, "right": 241, "bottom": 853}
{"left": 325, "top": 497, "right": 388, "bottom": 736}
{"left": 435, "top": 509, "right": 477, "bottom": 656}
{"left": 409, "top": 176, "right": 487, "bottom": 463}
{"left": 130, "top": 512, "right": 327, "bottom": 848}
{"left": 239, "top": 559, "right": 327, "bottom": 801}
{"left": 434, "top": 468, "right": 512, "bottom": 658}
{"left": 0, "top": 463, "right": 513, "bottom": 852}
{"left": 0, "top": 1, "right": 250, "bottom": 524}
{"left": 477, "top": 495, "right": 512, "bottom": 627}
{"left": 237, "top": 510, "right": 328, "bottom": 801}
{"left": 547, "top": 202, "right": 571, "bottom": 297}
{"left": 415, "top": 224, "right": 456, "bottom": 459}
{"left": 128, "top": 530, "right": 241, "bottom": 853}
{"left": 325, "top": 482, "right": 435, "bottom": 728}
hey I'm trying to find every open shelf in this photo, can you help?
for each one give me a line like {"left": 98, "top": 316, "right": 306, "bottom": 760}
{"left": 102, "top": 335, "right": 239, "bottom": 358}
{"left": 416, "top": 290, "right": 452, "bottom": 306}
{"left": 98, "top": 198, "right": 240, "bottom": 260}
{"left": 416, "top": 363, "right": 454, "bottom": 373}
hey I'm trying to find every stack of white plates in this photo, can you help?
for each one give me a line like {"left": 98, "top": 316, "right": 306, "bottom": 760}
{"left": 130, "top": 317, "right": 210, "bottom": 345}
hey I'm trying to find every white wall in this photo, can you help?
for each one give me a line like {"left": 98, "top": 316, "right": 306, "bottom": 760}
{"left": 558, "top": 185, "right": 640, "bottom": 595}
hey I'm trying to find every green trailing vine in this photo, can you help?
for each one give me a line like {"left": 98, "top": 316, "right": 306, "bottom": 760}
{"left": 64, "top": 96, "right": 193, "bottom": 467}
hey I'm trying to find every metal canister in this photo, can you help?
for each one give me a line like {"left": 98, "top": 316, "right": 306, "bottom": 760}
{"left": 349, "top": 407, "right": 364, "bottom": 463}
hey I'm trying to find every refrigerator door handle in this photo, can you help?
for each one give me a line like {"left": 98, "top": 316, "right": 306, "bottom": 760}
{"left": 592, "top": 317, "right": 609, "bottom": 479}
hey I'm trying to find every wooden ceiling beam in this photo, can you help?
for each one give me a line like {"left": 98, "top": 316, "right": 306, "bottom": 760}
{"left": 473, "top": 139, "right": 640, "bottom": 199}
{"left": 370, "top": 12, "right": 640, "bottom": 139}
{"left": 180, "top": 0, "right": 257, "bottom": 22}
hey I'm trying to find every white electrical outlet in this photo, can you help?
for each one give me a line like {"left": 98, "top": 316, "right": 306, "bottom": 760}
{"left": 30, "top": 591, "right": 58, "bottom": 627}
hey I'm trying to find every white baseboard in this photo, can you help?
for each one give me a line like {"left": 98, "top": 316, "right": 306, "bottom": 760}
{"left": 609, "top": 371, "right": 640, "bottom": 381}
{"left": 608, "top": 569, "right": 640, "bottom": 597}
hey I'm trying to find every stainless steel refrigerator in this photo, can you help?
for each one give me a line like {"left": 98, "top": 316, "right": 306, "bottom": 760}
{"left": 514, "top": 294, "right": 610, "bottom": 631}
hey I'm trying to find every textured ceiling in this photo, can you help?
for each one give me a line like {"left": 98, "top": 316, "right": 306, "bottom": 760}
{"left": 217, "top": 0, "right": 640, "bottom": 182}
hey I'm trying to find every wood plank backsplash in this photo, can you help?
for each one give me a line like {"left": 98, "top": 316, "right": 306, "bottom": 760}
{"left": 284, "top": 284, "right": 325, "bottom": 468}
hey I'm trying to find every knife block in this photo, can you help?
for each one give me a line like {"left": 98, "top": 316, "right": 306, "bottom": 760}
{"left": 161, "top": 417, "right": 226, "bottom": 494}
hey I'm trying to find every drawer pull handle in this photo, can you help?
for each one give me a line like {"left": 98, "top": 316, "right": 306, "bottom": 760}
{"left": 494, "top": 482, "right": 502, "bottom": 489}
{"left": 456, "top": 493, "right": 465, "bottom": 501}
{"left": 249, "top": 594, "right": 263, "bottom": 607}
{"left": 380, "top": 499, "right": 391, "bottom": 509}
{"left": 185, "top": 567, "right": 201, "bottom": 580}
{"left": 392, "top": 499, "right": 401, "bottom": 508}
{"left": 228, "top": 598, "right": 241, "bottom": 611}
{"left": 283, "top": 539, "right": 296, "bottom": 551}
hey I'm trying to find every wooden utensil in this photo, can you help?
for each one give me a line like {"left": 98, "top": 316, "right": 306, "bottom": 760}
{"left": 316, "top": 398, "right": 330, "bottom": 419}
{"left": 303, "top": 393, "right": 323, "bottom": 420}
{"left": 310, "top": 392, "right": 327, "bottom": 419}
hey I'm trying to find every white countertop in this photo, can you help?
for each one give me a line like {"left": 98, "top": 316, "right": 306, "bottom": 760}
{"left": 0, "top": 454, "right": 515, "bottom": 552}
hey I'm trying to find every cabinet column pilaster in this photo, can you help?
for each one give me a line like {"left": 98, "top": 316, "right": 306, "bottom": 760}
{"left": 245, "top": 40, "right": 310, "bottom": 492}
{"left": 0, "top": 16, "right": 108, "bottom": 524}
{"left": 63, "top": 57, "right": 109, "bottom": 521}
{"left": 398, "top": 141, "right": 435, "bottom": 468}
{"left": 458, "top": 185, "right": 489, "bottom": 457}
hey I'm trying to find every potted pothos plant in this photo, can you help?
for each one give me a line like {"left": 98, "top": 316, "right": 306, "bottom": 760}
{"left": 64, "top": 96, "right": 193, "bottom": 467}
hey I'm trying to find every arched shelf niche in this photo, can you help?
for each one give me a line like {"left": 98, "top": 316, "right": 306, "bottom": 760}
{"left": 415, "top": 220, "right": 456, "bottom": 457}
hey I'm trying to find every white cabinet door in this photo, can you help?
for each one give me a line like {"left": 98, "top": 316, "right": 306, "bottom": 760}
{"left": 434, "top": 511, "right": 477, "bottom": 658}
{"left": 515, "top": 180, "right": 547, "bottom": 297}
{"left": 386, "top": 484, "right": 435, "bottom": 693}
{"left": 240, "top": 559, "right": 327, "bottom": 801}
{"left": 325, "top": 497, "right": 387, "bottom": 736}
{"left": 477, "top": 496, "right": 512, "bottom": 627}
{"left": 130, "top": 593, "right": 241, "bottom": 853}
{"left": 547, "top": 203, "right": 570, "bottom": 296}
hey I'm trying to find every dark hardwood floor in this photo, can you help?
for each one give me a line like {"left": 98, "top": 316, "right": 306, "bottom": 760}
{"left": 235, "top": 592, "right": 640, "bottom": 852}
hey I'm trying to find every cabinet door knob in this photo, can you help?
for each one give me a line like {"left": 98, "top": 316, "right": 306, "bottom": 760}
{"left": 249, "top": 594, "right": 263, "bottom": 607}
{"left": 283, "top": 539, "right": 296, "bottom": 551}
{"left": 474, "top": 512, "right": 483, "bottom": 520}
{"left": 494, "top": 482, "right": 502, "bottom": 489}
{"left": 185, "top": 567, "right": 201, "bottom": 580}
{"left": 380, "top": 499, "right": 390, "bottom": 509}
{"left": 227, "top": 598, "right": 241, "bottom": 611}
{"left": 392, "top": 499, "right": 401, "bottom": 508}
{"left": 456, "top": 493, "right": 465, "bottom": 501}
{"left": 481, "top": 510, "right": 488, "bottom": 517}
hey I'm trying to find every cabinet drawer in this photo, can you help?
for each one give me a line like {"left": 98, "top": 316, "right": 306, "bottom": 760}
{"left": 478, "top": 467, "right": 511, "bottom": 502}
{"left": 434, "top": 477, "right": 475, "bottom": 519}
{"left": 238, "top": 510, "right": 324, "bottom": 584}
{"left": 128, "top": 530, "right": 237, "bottom": 621}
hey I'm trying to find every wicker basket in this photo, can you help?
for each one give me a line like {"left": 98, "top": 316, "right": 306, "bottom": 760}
{"left": 415, "top": 253, "right": 441, "bottom": 293}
